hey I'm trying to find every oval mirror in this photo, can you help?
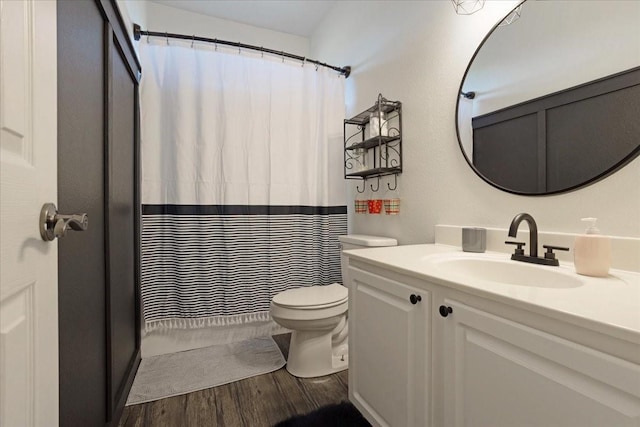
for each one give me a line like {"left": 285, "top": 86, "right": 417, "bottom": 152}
{"left": 456, "top": 0, "right": 640, "bottom": 195}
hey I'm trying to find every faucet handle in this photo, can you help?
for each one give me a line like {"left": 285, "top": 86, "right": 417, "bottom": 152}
{"left": 543, "top": 244, "right": 570, "bottom": 260}
{"left": 505, "top": 240, "right": 526, "bottom": 256}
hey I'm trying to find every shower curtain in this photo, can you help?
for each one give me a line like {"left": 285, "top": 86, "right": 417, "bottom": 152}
{"left": 139, "top": 39, "right": 347, "bottom": 333}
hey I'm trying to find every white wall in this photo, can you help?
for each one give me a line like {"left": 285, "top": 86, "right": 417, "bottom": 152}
{"left": 310, "top": 0, "right": 640, "bottom": 242}
{"left": 118, "top": 0, "right": 309, "bottom": 56}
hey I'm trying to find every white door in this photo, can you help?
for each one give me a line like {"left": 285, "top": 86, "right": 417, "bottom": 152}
{"left": 0, "top": 1, "right": 58, "bottom": 426}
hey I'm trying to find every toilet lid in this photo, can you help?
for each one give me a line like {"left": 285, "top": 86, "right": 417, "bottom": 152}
{"left": 272, "top": 283, "right": 348, "bottom": 308}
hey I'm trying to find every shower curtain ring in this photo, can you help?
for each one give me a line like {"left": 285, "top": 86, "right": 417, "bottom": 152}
{"left": 260, "top": 47, "right": 264, "bottom": 58}
{"left": 191, "top": 35, "right": 195, "bottom": 48}
{"left": 302, "top": 57, "right": 306, "bottom": 67}
{"left": 238, "top": 42, "right": 241, "bottom": 54}
{"left": 281, "top": 51, "right": 285, "bottom": 63}
{"left": 165, "top": 32, "right": 169, "bottom": 45}
{"left": 214, "top": 38, "right": 218, "bottom": 51}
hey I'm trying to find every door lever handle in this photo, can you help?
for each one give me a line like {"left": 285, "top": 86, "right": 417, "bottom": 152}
{"left": 40, "top": 203, "right": 88, "bottom": 241}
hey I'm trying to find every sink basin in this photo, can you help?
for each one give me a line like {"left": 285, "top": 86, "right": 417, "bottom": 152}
{"left": 426, "top": 253, "right": 584, "bottom": 288}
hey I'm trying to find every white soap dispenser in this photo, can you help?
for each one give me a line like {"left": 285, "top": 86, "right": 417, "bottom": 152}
{"left": 574, "top": 218, "right": 611, "bottom": 277}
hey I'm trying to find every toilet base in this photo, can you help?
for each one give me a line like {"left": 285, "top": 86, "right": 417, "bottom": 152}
{"left": 285, "top": 329, "right": 348, "bottom": 378}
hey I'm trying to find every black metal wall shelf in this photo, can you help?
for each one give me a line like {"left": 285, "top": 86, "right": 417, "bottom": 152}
{"left": 346, "top": 135, "right": 401, "bottom": 151}
{"left": 344, "top": 94, "right": 402, "bottom": 184}
{"left": 345, "top": 167, "right": 402, "bottom": 179}
{"left": 344, "top": 102, "right": 402, "bottom": 125}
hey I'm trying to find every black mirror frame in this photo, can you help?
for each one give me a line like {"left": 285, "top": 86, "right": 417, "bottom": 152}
{"left": 455, "top": 0, "right": 640, "bottom": 196}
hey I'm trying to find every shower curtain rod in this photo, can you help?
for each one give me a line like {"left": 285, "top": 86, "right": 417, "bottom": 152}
{"left": 133, "top": 24, "right": 351, "bottom": 78}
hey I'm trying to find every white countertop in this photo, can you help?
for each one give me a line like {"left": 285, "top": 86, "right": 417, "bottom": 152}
{"left": 344, "top": 244, "right": 640, "bottom": 342}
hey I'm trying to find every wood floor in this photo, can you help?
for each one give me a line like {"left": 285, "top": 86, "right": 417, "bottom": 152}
{"left": 118, "top": 334, "right": 350, "bottom": 427}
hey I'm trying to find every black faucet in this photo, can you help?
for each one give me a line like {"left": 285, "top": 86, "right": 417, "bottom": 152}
{"left": 506, "top": 213, "right": 569, "bottom": 266}
{"left": 508, "top": 213, "right": 538, "bottom": 257}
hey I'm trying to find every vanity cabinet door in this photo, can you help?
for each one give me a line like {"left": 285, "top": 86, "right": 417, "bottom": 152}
{"left": 442, "top": 299, "right": 640, "bottom": 427}
{"left": 348, "top": 267, "right": 431, "bottom": 427}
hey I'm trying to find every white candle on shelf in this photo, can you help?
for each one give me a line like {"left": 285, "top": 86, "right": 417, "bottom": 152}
{"left": 369, "top": 111, "right": 388, "bottom": 138}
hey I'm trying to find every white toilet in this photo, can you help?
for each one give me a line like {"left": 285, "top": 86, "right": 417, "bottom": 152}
{"left": 270, "top": 234, "right": 397, "bottom": 378}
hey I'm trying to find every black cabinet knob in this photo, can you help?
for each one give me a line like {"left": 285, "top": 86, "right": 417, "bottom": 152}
{"left": 439, "top": 305, "right": 453, "bottom": 317}
{"left": 409, "top": 294, "right": 422, "bottom": 305}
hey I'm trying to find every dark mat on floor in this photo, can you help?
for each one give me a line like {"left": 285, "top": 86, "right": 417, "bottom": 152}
{"left": 274, "top": 401, "right": 371, "bottom": 427}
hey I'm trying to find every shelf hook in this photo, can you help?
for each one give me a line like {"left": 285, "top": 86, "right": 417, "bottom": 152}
{"left": 356, "top": 181, "right": 365, "bottom": 193}
{"left": 370, "top": 176, "right": 380, "bottom": 192}
{"left": 387, "top": 174, "right": 398, "bottom": 191}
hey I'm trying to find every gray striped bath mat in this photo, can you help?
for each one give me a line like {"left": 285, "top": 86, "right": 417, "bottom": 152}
{"left": 126, "top": 336, "right": 286, "bottom": 405}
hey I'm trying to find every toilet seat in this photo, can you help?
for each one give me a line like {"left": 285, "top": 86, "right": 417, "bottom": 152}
{"left": 272, "top": 283, "right": 347, "bottom": 310}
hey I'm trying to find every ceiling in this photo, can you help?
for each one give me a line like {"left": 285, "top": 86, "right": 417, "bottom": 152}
{"left": 148, "top": 1, "right": 337, "bottom": 38}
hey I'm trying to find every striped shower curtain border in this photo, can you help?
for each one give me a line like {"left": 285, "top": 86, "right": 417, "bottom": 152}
{"left": 141, "top": 204, "right": 348, "bottom": 331}
{"left": 142, "top": 204, "right": 347, "bottom": 216}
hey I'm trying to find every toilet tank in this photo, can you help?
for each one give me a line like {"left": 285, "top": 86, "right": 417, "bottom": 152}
{"left": 338, "top": 235, "right": 398, "bottom": 287}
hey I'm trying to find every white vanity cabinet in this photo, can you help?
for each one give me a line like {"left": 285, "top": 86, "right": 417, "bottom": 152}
{"left": 348, "top": 266, "right": 432, "bottom": 427}
{"left": 441, "top": 298, "right": 640, "bottom": 427}
{"left": 347, "top": 260, "right": 640, "bottom": 427}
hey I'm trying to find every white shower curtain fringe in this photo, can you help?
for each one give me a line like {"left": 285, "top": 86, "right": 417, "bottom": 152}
{"left": 145, "top": 311, "right": 273, "bottom": 332}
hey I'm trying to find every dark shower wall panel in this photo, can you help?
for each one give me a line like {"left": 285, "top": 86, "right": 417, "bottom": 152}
{"left": 545, "top": 84, "right": 640, "bottom": 192}
{"left": 473, "top": 113, "right": 540, "bottom": 193}
{"left": 106, "top": 33, "right": 139, "bottom": 417}
{"left": 57, "top": 1, "right": 107, "bottom": 425}
{"left": 58, "top": 0, "right": 141, "bottom": 425}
